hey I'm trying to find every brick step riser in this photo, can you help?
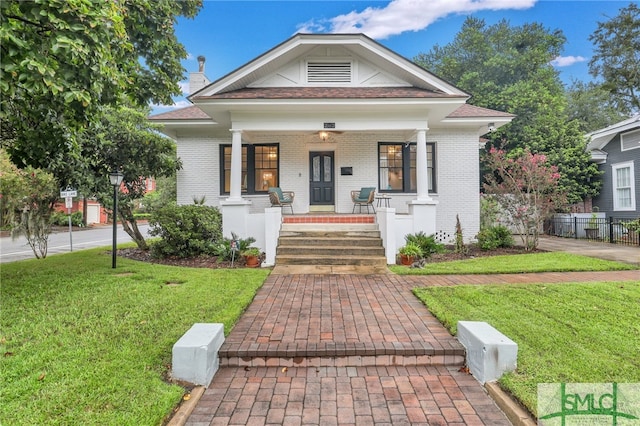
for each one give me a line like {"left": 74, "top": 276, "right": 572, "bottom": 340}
{"left": 279, "top": 231, "right": 381, "bottom": 238}
{"left": 278, "top": 238, "right": 382, "bottom": 247}
{"left": 277, "top": 247, "right": 385, "bottom": 256}
{"left": 219, "top": 354, "right": 465, "bottom": 368}
{"left": 275, "top": 256, "right": 388, "bottom": 266}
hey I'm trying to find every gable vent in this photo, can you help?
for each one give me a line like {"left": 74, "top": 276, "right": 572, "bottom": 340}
{"left": 307, "top": 62, "right": 351, "bottom": 83}
{"left": 621, "top": 129, "right": 640, "bottom": 151}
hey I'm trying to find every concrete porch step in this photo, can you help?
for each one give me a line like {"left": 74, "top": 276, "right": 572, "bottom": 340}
{"left": 277, "top": 245, "right": 385, "bottom": 256}
{"left": 278, "top": 236, "right": 383, "bottom": 247}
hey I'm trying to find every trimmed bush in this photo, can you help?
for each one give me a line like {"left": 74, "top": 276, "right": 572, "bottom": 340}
{"left": 149, "top": 204, "right": 223, "bottom": 258}
{"left": 51, "top": 211, "right": 84, "bottom": 227}
{"left": 476, "top": 225, "right": 514, "bottom": 250}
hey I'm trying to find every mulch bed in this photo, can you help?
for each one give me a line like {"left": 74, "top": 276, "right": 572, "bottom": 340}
{"left": 119, "top": 244, "right": 538, "bottom": 269}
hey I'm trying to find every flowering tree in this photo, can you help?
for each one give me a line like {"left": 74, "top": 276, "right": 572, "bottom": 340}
{"left": 0, "top": 149, "right": 58, "bottom": 258}
{"left": 483, "top": 147, "right": 566, "bottom": 250}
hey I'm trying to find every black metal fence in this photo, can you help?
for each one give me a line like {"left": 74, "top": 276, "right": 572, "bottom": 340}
{"left": 544, "top": 216, "right": 640, "bottom": 246}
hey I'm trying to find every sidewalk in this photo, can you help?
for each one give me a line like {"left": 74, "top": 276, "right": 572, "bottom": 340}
{"left": 183, "top": 238, "right": 639, "bottom": 425}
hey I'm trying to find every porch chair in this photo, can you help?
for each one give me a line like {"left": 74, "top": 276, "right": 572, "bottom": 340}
{"left": 351, "top": 187, "right": 376, "bottom": 214}
{"left": 268, "top": 187, "right": 295, "bottom": 214}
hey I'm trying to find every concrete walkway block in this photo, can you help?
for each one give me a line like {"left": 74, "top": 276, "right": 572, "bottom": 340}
{"left": 172, "top": 323, "right": 224, "bottom": 386}
{"left": 458, "top": 321, "right": 517, "bottom": 384}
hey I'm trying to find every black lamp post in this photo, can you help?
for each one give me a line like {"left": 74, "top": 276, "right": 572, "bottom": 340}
{"left": 109, "top": 170, "right": 124, "bottom": 268}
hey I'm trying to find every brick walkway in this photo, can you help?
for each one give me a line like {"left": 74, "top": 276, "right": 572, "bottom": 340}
{"left": 185, "top": 269, "right": 639, "bottom": 425}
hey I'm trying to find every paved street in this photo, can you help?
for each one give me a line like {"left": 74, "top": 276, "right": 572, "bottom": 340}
{"left": 0, "top": 224, "right": 150, "bottom": 263}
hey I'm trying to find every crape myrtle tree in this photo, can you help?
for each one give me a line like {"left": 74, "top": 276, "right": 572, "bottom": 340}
{"left": 483, "top": 146, "right": 567, "bottom": 250}
{"left": 0, "top": 149, "right": 58, "bottom": 258}
{"left": 414, "top": 17, "right": 601, "bottom": 205}
{"left": 0, "top": 0, "right": 201, "bottom": 198}
{"left": 589, "top": 2, "right": 640, "bottom": 114}
{"left": 79, "top": 105, "right": 181, "bottom": 250}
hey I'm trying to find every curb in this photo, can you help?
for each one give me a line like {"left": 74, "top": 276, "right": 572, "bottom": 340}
{"left": 166, "top": 386, "right": 205, "bottom": 426}
{"left": 485, "top": 381, "right": 537, "bottom": 426}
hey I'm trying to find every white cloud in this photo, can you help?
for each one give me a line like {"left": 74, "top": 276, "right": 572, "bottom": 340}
{"left": 550, "top": 55, "right": 587, "bottom": 67}
{"left": 300, "top": 0, "right": 537, "bottom": 39}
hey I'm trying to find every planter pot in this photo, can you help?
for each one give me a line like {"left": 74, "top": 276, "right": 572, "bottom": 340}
{"left": 584, "top": 228, "right": 599, "bottom": 239}
{"left": 399, "top": 254, "right": 415, "bottom": 266}
{"left": 244, "top": 255, "right": 261, "bottom": 268}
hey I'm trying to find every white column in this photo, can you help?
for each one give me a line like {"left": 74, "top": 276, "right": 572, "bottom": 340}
{"left": 229, "top": 129, "right": 243, "bottom": 201}
{"left": 415, "top": 127, "right": 431, "bottom": 201}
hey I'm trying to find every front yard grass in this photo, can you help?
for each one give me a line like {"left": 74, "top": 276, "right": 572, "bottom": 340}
{"left": 414, "top": 281, "right": 640, "bottom": 417}
{"left": 390, "top": 252, "right": 636, "bottom": 274}
{"left": 0, "top": 248, "right": 270, "bottom": 426}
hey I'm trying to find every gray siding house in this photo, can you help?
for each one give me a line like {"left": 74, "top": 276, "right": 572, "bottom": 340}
{"left": 588, "top": 114, "right": 640, "bottom": 220}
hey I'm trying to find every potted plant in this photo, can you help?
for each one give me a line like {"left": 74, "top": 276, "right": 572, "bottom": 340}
{"left": 584, "top": 213, "right": 599, "bottom": 239}
{"left": 241, "top": 247, "right": 262, "bottom": 267}
{"left": 398, "top": 242, "right": 423, "bottom": 266}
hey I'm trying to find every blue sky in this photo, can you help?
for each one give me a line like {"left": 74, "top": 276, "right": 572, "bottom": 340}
{"left": 157, "top": 0, "right": 637, "bottom": 111}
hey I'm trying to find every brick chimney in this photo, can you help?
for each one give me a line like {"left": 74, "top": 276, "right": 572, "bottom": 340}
{"left": 189, "top": 55, "right": 210, "bottom": 94}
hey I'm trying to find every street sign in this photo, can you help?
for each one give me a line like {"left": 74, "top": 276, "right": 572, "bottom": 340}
{"left": 65, "top": 197, "right": 73, "bottom": 209}
{"left": 60, "top": 189, "right": 77, "bottom": 198}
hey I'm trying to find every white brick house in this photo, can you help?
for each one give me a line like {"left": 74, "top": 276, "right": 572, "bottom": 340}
{"left": 150, "top": 34, "right": 513, "bottom": 264}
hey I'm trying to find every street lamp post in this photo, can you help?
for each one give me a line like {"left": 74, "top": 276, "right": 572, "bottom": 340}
{"left": 109, "top": 171, "right": 124, "bottom": 268}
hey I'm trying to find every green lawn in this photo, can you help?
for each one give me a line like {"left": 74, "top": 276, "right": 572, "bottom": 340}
{"left": 0, "top": 248, "right": 270, "bottom": 426}
{"left": 390, "top": 252, "right": 636, "bottom": 275}
{"left": 414, "top": 281, "right": 640, "bottom": 416}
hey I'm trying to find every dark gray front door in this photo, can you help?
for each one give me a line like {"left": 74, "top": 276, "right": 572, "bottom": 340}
{"left": 309, "top": 151, "right": 334, "bottom": 205}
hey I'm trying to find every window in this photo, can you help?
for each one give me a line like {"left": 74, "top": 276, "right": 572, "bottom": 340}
{"left": 621, "top": 129, "right": 640, "bottom": 151}
{"left": 378, "top": 142, "right": 435, "bottom": 193}
{"left": 221, "top": 144, "right": 278, "bottom": 194}
{"left": 612, "top": 161, "right": 636, "bottom": 211}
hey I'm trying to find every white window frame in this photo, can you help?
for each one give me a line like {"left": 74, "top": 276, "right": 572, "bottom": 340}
{"left": 612, "top": 161, "right": 636, "bottom": 211}
{"left": 621, "top": 128, "right": 640, "bottom": 152}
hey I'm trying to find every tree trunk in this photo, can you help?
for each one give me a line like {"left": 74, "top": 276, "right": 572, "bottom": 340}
{"left": 119, "top": 206, "right": 148, "bottom": 251}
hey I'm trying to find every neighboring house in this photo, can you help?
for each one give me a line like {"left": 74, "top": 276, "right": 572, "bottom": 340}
{"left": 150, "top": 33, "right": 513, "bottom": 264}
{"left": 587, "top": 114, "right": 640, "bottom": 220}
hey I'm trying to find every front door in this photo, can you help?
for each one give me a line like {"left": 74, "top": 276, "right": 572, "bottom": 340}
{"left": 309, "top": 151, "right": 334, "bottom": 205}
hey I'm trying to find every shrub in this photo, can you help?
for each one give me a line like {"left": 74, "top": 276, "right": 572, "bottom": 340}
{"left": 398, "top": 242, "right": 423, "bottom": 257}
{"left": 404, "top": 231, "right": 445, "bottom": 258}
{"left": 149, "top": 204, "right": 223, "bottom": 258}
{"left": 213, "top": 232, "right": 256, "bottom": 261}
{"left": 51, "top": 211, "right": 84, "bottom": 227}
{"left": 476, "top": 225, "right": 514, "bottom": 250}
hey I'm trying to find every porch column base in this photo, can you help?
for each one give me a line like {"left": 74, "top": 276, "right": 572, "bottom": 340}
{"left": 376, "top": 207, "right": 397, "bottom": 265}
{"left": 220, "top": 199, "right": 251, "bottom": 240}
{"left": 408, "top": 199, "right": 438, "bottom": 237}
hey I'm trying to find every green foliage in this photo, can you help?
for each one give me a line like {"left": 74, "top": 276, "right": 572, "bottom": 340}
{"left": 565, "top": 80, "right": 629, "bottom": 133}
{"left": 0, "top": 149, "right": 58, "bottom": 258}
{"left": 404, "top": 232, "right": 445, "bottom": 257}
{"left": 50, "top": 211, "right": 84, "bottom": 227}
{"left": 214, "top": 232, "right": 257, "bottom": 261}
{"left": 398, "top": 242, "right": 423, "bottom": 257}
{"left": 414, "top": 17, "right": 602, "bottom": 204}
{"left": 0, "top": 0, "right": 201, "bottom": 214}
{"left": 149, "top": 204, "right": 223, "bottom": 258}
{"left": 589, "top": 2, "right": 640, "bottom": 113}
{"left": 476, "top": 225, "right": 515, "bottom": 250}
{"left": 241, "top": 247, "right": 262, "bottom": 257}
{"left": 79, "top": 104, "right": 182, "bottom": 250}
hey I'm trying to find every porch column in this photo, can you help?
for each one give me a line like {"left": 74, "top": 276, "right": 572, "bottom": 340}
{"left": 415, "top": 127, "right": 432, "bottom": 201}
{"left": 229, "top": 129, "right": 243, "bottom": 202}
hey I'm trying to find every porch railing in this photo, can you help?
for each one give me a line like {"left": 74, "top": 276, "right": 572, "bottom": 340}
{"left": 544, "top": 216, "right": 640, "bottom": 247}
